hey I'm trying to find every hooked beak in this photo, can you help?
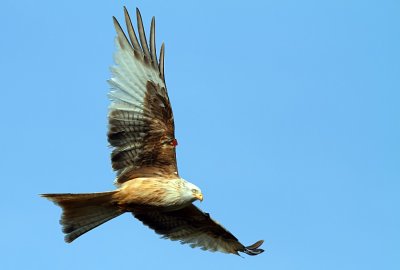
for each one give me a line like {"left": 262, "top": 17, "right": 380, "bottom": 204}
{"left": 195, "top": 193, "right": 203, "bottom": 202}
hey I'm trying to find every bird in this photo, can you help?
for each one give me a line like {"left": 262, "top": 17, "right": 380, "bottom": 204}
{"left": 41, "top": 6, "right": 264, "bottom": 256}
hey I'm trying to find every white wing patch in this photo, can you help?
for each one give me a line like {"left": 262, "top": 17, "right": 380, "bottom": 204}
{"left": 108, "top": 38, "right": 165, "bottom": 114}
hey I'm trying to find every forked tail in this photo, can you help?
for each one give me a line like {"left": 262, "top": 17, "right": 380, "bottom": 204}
{"left": 42, "top": 191, "right": 123, "bottom": 243}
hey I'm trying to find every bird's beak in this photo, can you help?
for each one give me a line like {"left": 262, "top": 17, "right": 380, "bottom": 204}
{"left": 195, "top": 193, "right": 203, "bottom": 202}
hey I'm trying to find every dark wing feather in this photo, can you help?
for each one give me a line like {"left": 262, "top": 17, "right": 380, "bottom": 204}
{"left": 109, "top": 7, "right": 178, "bottom": 184}
{"left": 133, "top": 204, "right": 264, "bottom": 255}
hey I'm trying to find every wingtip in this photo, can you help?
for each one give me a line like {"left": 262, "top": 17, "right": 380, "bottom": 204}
{"left": 112, "top": 16, "right": 121, "bottom": 29}
{"left": 247, "top": 239, "right": 264, "bottom": 249}
{"left": 243, "top": 240, "right": 265, "bottom": 256}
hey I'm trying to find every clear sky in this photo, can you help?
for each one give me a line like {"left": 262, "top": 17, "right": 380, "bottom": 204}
{"left": 1, "top": 0, "right": 399, "bottom": 269}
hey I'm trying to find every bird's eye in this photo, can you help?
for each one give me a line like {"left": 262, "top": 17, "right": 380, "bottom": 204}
{"left": 191, "top": 189, "right": 198, "bottom": 194}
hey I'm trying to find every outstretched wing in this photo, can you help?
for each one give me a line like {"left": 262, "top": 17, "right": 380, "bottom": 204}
{"left": 109, "top": 7, "right": 178, "bottom": 184}
{"left": 133, "top": 204, "right": 264, "bottom": 256}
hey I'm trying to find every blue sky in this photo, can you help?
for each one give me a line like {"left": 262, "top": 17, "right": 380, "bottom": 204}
{"left": 1, "top": 0, "right": 399, "bottom": 269}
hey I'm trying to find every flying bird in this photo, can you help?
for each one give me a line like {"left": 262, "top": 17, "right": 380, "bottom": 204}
{"left": 42, "top": 7, "right": 264, "bottom": 256}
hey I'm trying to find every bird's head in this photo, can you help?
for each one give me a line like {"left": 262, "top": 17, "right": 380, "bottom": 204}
{"left": 184, "top": 182, "right": 203, "bottom": 202}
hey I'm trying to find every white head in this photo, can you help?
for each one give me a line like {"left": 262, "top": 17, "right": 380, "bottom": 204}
{"left": 181, "top": 180, "right": 203, "bottom": 203}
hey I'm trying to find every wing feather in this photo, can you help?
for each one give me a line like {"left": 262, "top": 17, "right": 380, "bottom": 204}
{"left": 109, "top": 7, "right": 178, "bottom": 184}
{"left": 136, "top": 8, "right": 152, "bottom": 64}
{"left": 123, "top": 7, "right": 142, "bottom": 56}
{"left": 159, "top": 43, "right": 165, "bottom": 81}
{"left": 133, "top": 204, "right": 264, "bottom": 255}
{"left": 150, "top": 17, "right": 159, "bottom": 70}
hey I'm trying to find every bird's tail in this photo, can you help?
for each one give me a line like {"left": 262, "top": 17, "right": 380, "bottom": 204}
{"left": 41, "top": 191, "right": 123, "bottom": 243}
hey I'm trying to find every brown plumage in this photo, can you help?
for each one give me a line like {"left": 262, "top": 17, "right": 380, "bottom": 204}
{"left": 42, "top": 192, "right": 121, "bottom": 243}
{"left": 41, "top": 6, "right": 264, "bottom": 256}
{"left": 133, "top": 205, "right": 264, "bottom": 255}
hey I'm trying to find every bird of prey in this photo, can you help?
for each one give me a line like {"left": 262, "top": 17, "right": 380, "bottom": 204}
{"left": 42, "top": 7, "right": 264, "bottom": 256}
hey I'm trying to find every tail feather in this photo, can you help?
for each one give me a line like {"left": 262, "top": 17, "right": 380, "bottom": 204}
{"left": 42, "top": 191, "right": 123, "bottom": 243}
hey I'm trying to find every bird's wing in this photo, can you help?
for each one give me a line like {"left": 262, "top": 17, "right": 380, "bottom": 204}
{"left": 132, "top": 204, "right": 264, "bottom": 256}
{"left": 109, "top": 7, "right": 178, "bottom": 184}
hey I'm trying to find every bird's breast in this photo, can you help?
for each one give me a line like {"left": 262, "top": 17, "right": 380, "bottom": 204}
{"left": 113, "top": 177, "right": 187, "bottom": 210}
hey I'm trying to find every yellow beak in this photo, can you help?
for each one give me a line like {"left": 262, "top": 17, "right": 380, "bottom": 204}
{"left": 195, "top": 193, "right": 203, "bottom": 202}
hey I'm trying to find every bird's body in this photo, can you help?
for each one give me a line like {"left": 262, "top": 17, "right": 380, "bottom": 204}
{"left": 42, "top": 6, "right": 264, "bottom": 256}
{"left": 116, "top": 177, "right": 202, "bottom": 210}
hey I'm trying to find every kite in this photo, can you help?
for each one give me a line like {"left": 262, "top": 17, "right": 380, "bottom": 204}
{"left": 42, "top": 7, "right": 264, "bottom": 256}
